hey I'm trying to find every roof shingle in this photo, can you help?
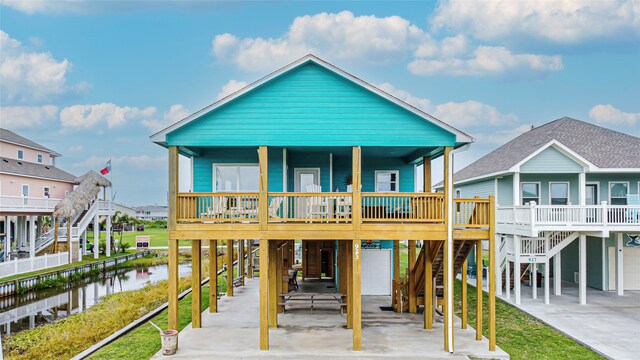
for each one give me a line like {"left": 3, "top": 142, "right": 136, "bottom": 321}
{"left": 0, "top": 128, "right": 60, "bottom": 156}
{"left": 0, "top": 157, "right": 76, "bottom": 183}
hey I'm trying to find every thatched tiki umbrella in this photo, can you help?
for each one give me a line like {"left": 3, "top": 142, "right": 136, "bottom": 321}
{"left": 53, "top": 171, "right": 112, "bottom": 262}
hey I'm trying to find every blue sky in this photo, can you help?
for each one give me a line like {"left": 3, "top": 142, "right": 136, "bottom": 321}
{"left": 1, "top": 0, "right": 639, "bottom": 206}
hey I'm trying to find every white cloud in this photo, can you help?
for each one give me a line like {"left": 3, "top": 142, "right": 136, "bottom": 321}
{"left": 217, "top": 80, "right": 248, "bottom": 100}
{"left": 68, "top": 144, "right": 84, "bottom": 153}
{"left": 0, "top": 30, "right": 81, "bottom": 104}
{"left": 408, "top": 45, "right": 562, "bottom": 77}
{"left": 141, "top": 104, "right": 190, "bottom": 133}
{"left": 374, "top": 82, "right": 516, "bottom": 128}
{"left": 60, "top": 103, "right": 156, "bottom": 129}
{"left": 589, "top": 104, "right": 639, "bottom": 125}
{"left": 431, "top": 0, "right": 640, "bottom": 44}
{"left": 0, "top": 105, "right": 58, "bottom": 129}
{"left": 473, "top": 124, "right": 532, "bottom": 146}
{"left": 212, "top": 11, "right": 431, "bottom": 72}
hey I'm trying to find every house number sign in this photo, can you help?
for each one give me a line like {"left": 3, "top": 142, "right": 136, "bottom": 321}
{"left": 354, "top": 243, "right": 360, "bottom": 260}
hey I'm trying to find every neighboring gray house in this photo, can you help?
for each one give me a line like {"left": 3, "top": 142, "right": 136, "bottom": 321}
{"left": 136, "top": 205, "right": 168, "bottom": 221}
{"left": 437, "top": 117, "right": 640, "bottom": 305}
{"left": 114, "top": 203, "right": 138, "bottom": 218}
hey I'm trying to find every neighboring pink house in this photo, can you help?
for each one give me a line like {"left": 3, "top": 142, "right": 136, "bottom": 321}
{"left": 0, "top": 128, "right": 76, "bottom": 209}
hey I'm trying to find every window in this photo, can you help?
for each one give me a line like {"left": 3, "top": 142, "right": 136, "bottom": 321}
{"left": 609, "top": 182, "right": 628, "bottom": 205}
{"left": 375, "top": 171, "right": 399, "bottom": 192}
{"left": 455, "top": 189, "right": 462, "bottom": 198}
{"left": 585, "top": 183, "right": 598, "bottom": 205}
{"left": 22, "top": 184, "right": 29, "bottom": 197}
{"left": 549, "top": 182, "right": 569, "bottom": 205}
{"left": 37, "top": 154, "right": 43, "bottom": 163}
{"left": 213, "top": 164, "right": 259, "bottom": 191}
{"left": 17, "top": 149, "right": 24, "bottom": 160}
{"left": 521, "top": 182, "right": 540, "bottom": 205}
{"left": 43, "top": 187, "right": 50, "bottom": 198}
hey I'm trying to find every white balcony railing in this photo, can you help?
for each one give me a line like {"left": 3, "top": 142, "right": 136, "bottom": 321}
{"left": 0, "top": 195, "right": 62, "bottom": 212}
{"left": 498, "top": 202, "right": 640, "bottom": 232}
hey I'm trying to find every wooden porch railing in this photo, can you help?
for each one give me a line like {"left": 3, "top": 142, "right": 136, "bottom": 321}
{"left": 176, "top": 192, "right": 491, "bottom": 227}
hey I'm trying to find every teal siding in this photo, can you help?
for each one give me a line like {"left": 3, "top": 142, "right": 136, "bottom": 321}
{"left": 520, "top": 147, "right": 583, "bottom": 173}
{"left": 192, "top": 148, "right": 259, "bottom": 192}
{"left": 561, "top": 240, "right": 578, "bottom": 283}
{"left": 521, "top": 173, "right": 579, "bottom": 205}
{"left": 586, "top": 236, "right": 603, "bottom": 290}
{"left": 497, "top": 175, "right": 513, "bottom": 206}
{"left": 455, "top": 179, "right": 494, "bottom": 199}
{"left": 586, "top": 174, "right": 640, "bottom": 204}
{"left": 167, "top": 63, "right": 456, "bottom": 147}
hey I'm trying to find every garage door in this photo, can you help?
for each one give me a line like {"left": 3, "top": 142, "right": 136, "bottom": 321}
{"left": 624, "top": 246, "right": 640, "bottom": 290}
{"left": 361, "top": 249, "right": 391, "bottom": 295}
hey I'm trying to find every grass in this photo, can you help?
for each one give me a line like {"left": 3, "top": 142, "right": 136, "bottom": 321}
{"left": 87, "top": 228, "right": 190, "bottom": 247}
{"left": 0, "top": 250, "right": 137, "bottom": 283}
{"left": 454, "top": 279, "right": 602, "bottom": 359}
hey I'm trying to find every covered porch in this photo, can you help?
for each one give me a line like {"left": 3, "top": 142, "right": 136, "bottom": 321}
{"left": 154, "top": 277, "right": 508, "bottom": 359}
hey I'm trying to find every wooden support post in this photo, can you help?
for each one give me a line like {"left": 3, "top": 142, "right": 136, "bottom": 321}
{"left": 409, "top": 240, "right": 417, "bottom": 313}
{"left": 192, "top": 240, "right": 202, "bottom": 328}
{"left": 461, "top": 258, "right": 467, "bottom": 329}
{"left": 424, "top": 241, "right": 433, "bottom": 329}
{"left": 227, "top": 240, "right": 234, "bottom": 297}
{"left": 268, "top": 240, "right": 277, "bottom": 328}
{"left": 352, "top": 239, "right": 362, "bottom": 351}
{"left": 67, "top": 218, "right": 72, "bottom": 263}
{"left": 423, "top": 156, "right": 432, "bottom": 192}
{"left": 276, "top": 242, "right": 283, "bottom": 313}
{"left": 476, "top": 240, "right": 483, "bottom": 340}
{"left": 209, "top": 240, "right": 217, "bottom": 313}
{"left": 488, "top": 195, "right": 496, "bottom": 351}
{"left": 443, "top": 146, "right": 452, "bottom": 352}
{"left": 53, "top": 219, "right": 59, "bottom": 253}
{"left": 239, "top": 239, "right": 245, "bottom": 286}
{"left": 259, "top": 239, "right": 269, "bottom": 350}
{"left": 247, "top": 240, "right": 253, "bottom": 278}
{"left": 167, "top": 146, "right": 179, "bottom": 331}
{"left": 258, "top": 146, "right": 268, "bottom": 232}
{"left": 347, "top": 240, "right": 353, "bottom": 329}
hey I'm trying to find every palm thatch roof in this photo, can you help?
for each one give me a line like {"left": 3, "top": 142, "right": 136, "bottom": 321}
{"left": 53, "top": 171, "right": 112, "bottom": 219}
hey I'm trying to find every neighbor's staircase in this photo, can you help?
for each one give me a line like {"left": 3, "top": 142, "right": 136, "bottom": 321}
{"left": 35, "top": 200, "right": 110, "bottom": 254}
{"left": 499, "top": 231, "right": 579, "bottom": 290}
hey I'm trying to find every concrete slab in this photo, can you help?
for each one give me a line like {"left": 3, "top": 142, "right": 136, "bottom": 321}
{"left": 154, "top": 278, "right": 508, "bottom": 359}
{"left": 499, "top": 279, "right": 640, "bottom": 360}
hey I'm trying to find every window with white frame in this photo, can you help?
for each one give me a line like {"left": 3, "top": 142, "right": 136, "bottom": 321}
{"left": 43, "top": 187, "right": 50, "bottom": 198}
{"left": 37, "top": 154, "right": 43, "bottom": 163}
{"left": 609, "top": 182, "right": 628, "bottom": 205}
{"left": 521, "top": 182, "right": 540, "bottom": 205}
{"left": 549, "top": 182, "right": 569, "bottom": 205}
{"left": 22, "top": 184, "right": 29, "bottom": 197}
{"left": 375, "top": 171, "right": 399, "bottom": 192}
{"left": 213, "top": 164, "right": 259, "bottom": 191}
{"left": 17, "top": 149, "right": 24, "bottom": 160}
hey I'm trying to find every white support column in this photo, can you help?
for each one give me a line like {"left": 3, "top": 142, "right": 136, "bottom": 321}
{"left": 532, "top": 263, "right": 537, "bottom": 299}
{"left": 4, "top": 216, "right": 11, "bottom": 261}
{"left": 93, "top": 214, "right": 99, "bottom": 260}
{"left": 496, "top": 239, "right": 503, "bottom": 296}
{"left": 616, "top": 233, "right": 624, "bottom": 296}
{"left": 36, "top": 216, "right": 42, "bottom": 238}
{"left": 579, "top": 235, "right": 587, "bottom": 305}
{"left": 106, "top": 215, "right": 111, "bottom": 257}
{"left": 506, "top": 259, "right": 511, "bottom": 299}
{"left": 29, "top": 216, "right": 35, "bottom": 260}
{"left": 544, "top": 261, "right": 550, "bottom": 304}
{"left": 82, "top": 231, "right": 87, "bottom": 256}
{"left": 578, "top": 172, "right": 586, "bottom": 206}
{"left": 554, "top": 253, "right": 562, "bottom": 295}
{"left": 513, "top": 172, "right": 520, "bottom": 206}
{"left": 514, "top": 234, "right": 521, "bottom": 304}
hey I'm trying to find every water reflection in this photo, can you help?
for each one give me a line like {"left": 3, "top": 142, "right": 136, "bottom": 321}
{"left": 0, "top": 263, "right": 191, "bottom": 336}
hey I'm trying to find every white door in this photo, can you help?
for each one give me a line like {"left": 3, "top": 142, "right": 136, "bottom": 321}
{"left": 294, "top": 168, "right": 320, "bottom": 192}
{"left": 361, "top": 249, "right": 392, "bottom": 295}
{"left": 623, "top": 246, "right": 640, "bottom": 290}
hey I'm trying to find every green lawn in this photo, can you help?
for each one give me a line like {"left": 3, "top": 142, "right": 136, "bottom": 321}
{"left": 87, "top": 228, "right": 189, "bottom": 247}
{"left": 0, "top": 250, "right": 137, "bottom": 283}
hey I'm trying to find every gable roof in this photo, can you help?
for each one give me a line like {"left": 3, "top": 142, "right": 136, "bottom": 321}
{"left": 0, "top": 128, "right": 61, "bottom": 157}
{"left": 151, "top": 54, "right": 473, "bottom": 146}
{"left": 0, "top": 157, "right": 76, "bottom": 183}
{"left": 442, "top": 117, "right": 640, "bottom": 185}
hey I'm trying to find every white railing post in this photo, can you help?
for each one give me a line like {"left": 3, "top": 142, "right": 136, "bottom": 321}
{"left": 601, "top": 201, "right": 608, "bottom": 228}
{"left": 529, "top": 201, "right": 537, "bottom": 230}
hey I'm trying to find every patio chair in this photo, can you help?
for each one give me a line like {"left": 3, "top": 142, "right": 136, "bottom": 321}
{"left": 305, "top": 184, "right": 329, "bottom": 219}
{"left": 204, "top": 195, "right": 228, "bottom": 219}
{"left": 269, "top": 196, "right": 284, "bottom": 218}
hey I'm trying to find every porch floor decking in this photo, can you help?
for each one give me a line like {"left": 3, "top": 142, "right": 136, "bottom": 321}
{"left": 153, "top": 277, "right": 508, "bottom": 359}
{"left": 498, "top": 280, "right": 640, "bottom": 360}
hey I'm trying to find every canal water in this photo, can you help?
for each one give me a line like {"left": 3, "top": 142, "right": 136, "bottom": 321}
{"left": 0, "top": 263, "right": 191, "bottom": 336}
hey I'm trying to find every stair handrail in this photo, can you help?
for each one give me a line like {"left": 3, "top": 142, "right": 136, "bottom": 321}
{"left": 76, "top": 201, "right": 99, "bottom": 235}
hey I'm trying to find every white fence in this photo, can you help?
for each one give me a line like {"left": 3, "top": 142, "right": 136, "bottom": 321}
{"left": 0, "top": 252, "right": 69, "bottom": 278}
{"left": 0, "top": 196, "right": 61, "bottom": 212}
{"left": 498, "top": 202, "right": 640, "bottom": 229}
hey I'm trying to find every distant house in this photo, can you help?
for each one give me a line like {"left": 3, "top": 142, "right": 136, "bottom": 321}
{"left": 115, "top": 203, "right": 138, "bottom": 218}
{"left": 136, "top": 205, "right": 168, "bottom": 221}
{"left": 439, "top": 117, "right": 640, "bottom": 305}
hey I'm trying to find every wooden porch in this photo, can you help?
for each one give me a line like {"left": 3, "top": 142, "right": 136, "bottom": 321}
{"left": 166, "top": 145, "right": 497, "bottom": 354}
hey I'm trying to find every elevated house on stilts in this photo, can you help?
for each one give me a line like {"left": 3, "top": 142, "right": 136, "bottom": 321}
{"left": 151, "top": 55, "right": 497, "bottom": 355}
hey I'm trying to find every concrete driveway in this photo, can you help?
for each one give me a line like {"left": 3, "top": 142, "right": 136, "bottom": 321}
{"left": 499, "top": 281, "right": 640, "bottom": 360}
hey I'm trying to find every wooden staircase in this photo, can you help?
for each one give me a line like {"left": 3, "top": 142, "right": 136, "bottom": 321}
{"left": 501, "top": 262, "right": 530, "bottom": 290}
